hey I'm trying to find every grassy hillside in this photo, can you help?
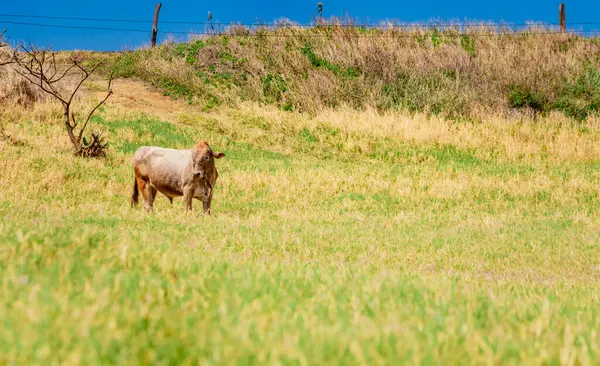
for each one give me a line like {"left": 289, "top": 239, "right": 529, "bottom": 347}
{"left": 2, "top": 94, "right": 600, "bottom": 363}
{"left": 99, "top": 21, "right": 600, "bottom": 120}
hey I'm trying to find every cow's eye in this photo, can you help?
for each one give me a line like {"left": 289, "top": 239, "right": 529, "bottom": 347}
{"left": 203, "top": 155, "right": 209, "bottom": 162}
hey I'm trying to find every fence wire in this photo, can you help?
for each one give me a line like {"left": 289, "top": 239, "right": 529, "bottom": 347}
{"left": 1, "top": 12, "right": 600, "bottom": 39}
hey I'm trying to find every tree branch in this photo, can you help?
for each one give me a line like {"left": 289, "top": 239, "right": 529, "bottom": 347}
{"left": 71, "top": 112, "right": 78, "bottom": 129}
{"left": 50, "top": 63, "right": 77, "bottom": 83}
{"left": 47, "top": 53, "right": 58, "bottom": 80}
{"left": 77, "top": 72, "right": 113, "bottom": 142}
{"left": 11, "top": 56, "right": 68, "bottom": 104}
{"left": 67, "top": 61, "right": 101, "bottom": 106}
{"left": 0, "top": 30, "right": 13, "bottom": 66}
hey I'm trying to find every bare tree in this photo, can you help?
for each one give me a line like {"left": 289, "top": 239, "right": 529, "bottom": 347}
{"left": 10, "top": 43, "right": 113, "bottom": 157}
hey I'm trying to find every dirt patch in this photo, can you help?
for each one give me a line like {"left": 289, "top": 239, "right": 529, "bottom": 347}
{"left": 84, "top": 77, "right": 192, "bottom": 122}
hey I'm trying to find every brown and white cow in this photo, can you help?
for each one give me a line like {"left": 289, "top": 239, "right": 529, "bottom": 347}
{"left": 131, "top": 141, "right": 225, "bottom": 215}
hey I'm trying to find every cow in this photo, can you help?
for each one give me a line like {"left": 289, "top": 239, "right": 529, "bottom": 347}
{"left": 130, "top": 141, "right": 225, "bottom": 215}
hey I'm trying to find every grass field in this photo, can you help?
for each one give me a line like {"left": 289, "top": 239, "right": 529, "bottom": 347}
{"left": 1, "top": 92, "right": 600, "bottom": 364}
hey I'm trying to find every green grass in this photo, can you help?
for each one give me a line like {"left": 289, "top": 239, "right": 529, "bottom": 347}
{"left": 1, "top": 105, "right": 600, "bottom": 365}
{"left": 507, "top": 66, "right": 600, "bottom": 120}
{"left": 300, "top": 44, "right": 361, "bottom": 78}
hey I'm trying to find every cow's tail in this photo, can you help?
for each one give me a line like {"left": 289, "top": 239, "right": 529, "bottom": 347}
{"left": 131, "top": 177, "right": 139, "bottom": 208}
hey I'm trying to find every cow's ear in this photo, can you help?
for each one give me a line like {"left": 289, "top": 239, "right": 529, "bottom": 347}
{"left": 212, "top": 151, "right": 225, "bottom": 159}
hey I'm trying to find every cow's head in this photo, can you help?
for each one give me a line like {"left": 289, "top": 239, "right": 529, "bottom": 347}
{"left": 191, "top": 141, "right": 225, "bottom": 178}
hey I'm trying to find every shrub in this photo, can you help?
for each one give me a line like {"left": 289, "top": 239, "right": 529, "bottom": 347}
{"left": 507, "top": 86, "right": 547, "bottom": 113}
{"left": 262, "top": 74, "right": 287, "bottom": 104}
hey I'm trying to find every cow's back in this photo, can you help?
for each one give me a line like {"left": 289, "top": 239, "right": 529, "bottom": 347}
{"left": 133, "top": 146, "right": 191, "bottom": 195}
{"left": 133, "top": 146, "right": 152, "bottom": 166}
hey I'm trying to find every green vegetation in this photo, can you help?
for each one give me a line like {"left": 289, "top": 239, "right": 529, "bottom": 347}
{"left": 157, "top": 78, "right": 194, "bottom": 101}
{"left": 507, "top": 66, "right": 600, "bottom": 121}
{"left": 300, "top": 44, "right": 361, "bottom": 78}
{"left": 554, "top": 66, "right": 600, "bottom": 121}
{"left": 460, "top": 34, "right": 476, "bottom": 57}
{"left": 507, "top": 85, "right": 546, "bottom": 112}
{"left": 111, "top": 52, "right": 139, "bottom": 78}
{"left": 175, "top": 39, "right": 206, "bottom": 65}
{"left": 261, "top": 73, "right": 287, "bottom": 104}
{"left": 2, "top": 100, "right": 600, "bottom": 363}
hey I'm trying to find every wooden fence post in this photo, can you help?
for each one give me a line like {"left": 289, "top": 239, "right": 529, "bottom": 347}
{"left": 151, "top": 3, "right": 162, "bottom": 47}
{"left": 559, "top": 3, "right": 566, "bottom": 32}
{"left": 317, "top": 2, "right": 323, "bottom": 23}
{"left": 208, "top": 11, "right": 214, "bottom": 32}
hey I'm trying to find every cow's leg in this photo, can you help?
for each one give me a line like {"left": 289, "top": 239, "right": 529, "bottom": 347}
{"left": 183, "top": 187, "right": 193, "bottom": 211}
{"left": 136, "top": 177, "right": 149, "bottom": 210}
{"left": 144, "top": 184, "right": 157, "bottom": 212}
{"left": 202, "top": 193, "right": 213, "bottom": 216}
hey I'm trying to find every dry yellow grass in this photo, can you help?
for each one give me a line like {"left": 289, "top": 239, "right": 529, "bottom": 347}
{"left": 0, "top": 43, "right": 42, "bottom": 108}
{"left": 180, "top": 102, "right": 600, "bottom": 165}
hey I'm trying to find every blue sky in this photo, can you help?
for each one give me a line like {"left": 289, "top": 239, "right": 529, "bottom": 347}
{"left": 1, "top": 0, "right": 599, "bottom": 50}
